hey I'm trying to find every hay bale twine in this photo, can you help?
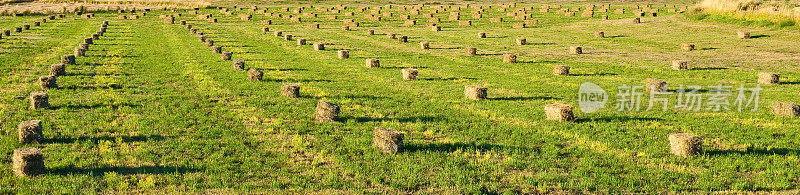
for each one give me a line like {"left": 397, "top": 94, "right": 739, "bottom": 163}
{"left": 248, "top": 69, "right": 263, "bottom": 81}
{"left": 478, "top": 32, "right": 486, "bottom": 38}
{"left": 594, "top": 31, "right": 605, "bottom": 38}
{"left": 61, "top": 55, "right": 75, "bottom": 65}
{"left": 680, "top": 43, "right": 695, "bottom": 51}
{"left": 758, "top": 72, "right": 779, "bottom": 84}
{"left": 233, "top": 59, "right": 245, "bottom": 70}
{"left": 313, "top": 100, "right": 340, "bottom": 122}
{"left": 39, "top": 75, "right": 57, "bottom": 90}
{"left": 553, "top": 65, "right": 570, "bottom": 75}
{"left": 373, "top": 128, "right": 404, "bottom": 154}
{"left": 516, "top": 38, "right": 526, "bottom": 45}
{"left": 671, "top": 60, "right": 689, "bottom": 70}
{"left": 74, "top": 47, "right": 86, "bottom": 57}
{"left": 365, "top": 59, "right": 380, "bottom": 68}
{"left": 466, "top": 47, "right": 477, "bottom": 56}
{"left": 645, "top": 78, "right": 667, "bottom": 92}
{"left": 338, "top": 50, "right": 350, "bottom": 59}
{"left": 12, "top": 148, "right": 44, "bottom": 177}
{"left": 284, "top": 34, "right": 293, "bottom": 41}
{"left": 772, "top": 102, "right": 800, "bottom": 117}
{"left": 737, "top": 31, "right": 750, "bottom": 39}
{"left": 633, "top": 17, "right": 641, "bottom": 23}
{"left": 29, "top": 92, "right": 49, "bottom": 109}
{"left": 464, "top": 86, "right": 488, "bottom": 100}
{"left": 544, "top": 103, "right": 575, "bottom": 122}
{"left": 668, "top": 133, "right": 703, "bottom": 158}
{"left": 502, "top": 53, "right": 516, "bottom": 63}
{"left": 50, "top": 64, "right": 66, "bottom": 76}
{"left": 313, "top": 42, "right": 325, "bottom": 50}
{"left": 420, "top": 41, "right": 430, "bottom": 50}
{"left": 402, "top": 68, "right": 418, "bottom": 80}
{"left": 398, "top": 36, "right": 407, "bottom": 43}
{"left": 211, "top": 46, "right": 222, "bottom": 53}
{"left": 280, "top": 83, "right": 300, "bottom": 98}
{"left": 222, "top": 51, "right": 233, "bottom": 61}
{"left": 570, "top": 46, "right": 583, "bottom": 54}
{"left": 18, "top": 120, "right": 43, "bottom": 144}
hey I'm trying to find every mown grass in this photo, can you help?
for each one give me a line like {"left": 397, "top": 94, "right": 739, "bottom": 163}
{"left": 2, "top": 3, "right": 800, "bottom": 193}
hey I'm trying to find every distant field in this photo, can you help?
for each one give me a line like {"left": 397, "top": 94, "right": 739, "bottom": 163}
{"left": 2, "top": 2, "right": 800, "bottom": 193}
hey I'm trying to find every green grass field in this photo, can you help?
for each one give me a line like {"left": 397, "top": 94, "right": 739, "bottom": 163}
{"left": 2, "top": 3, "right": 800, "bottom": 193}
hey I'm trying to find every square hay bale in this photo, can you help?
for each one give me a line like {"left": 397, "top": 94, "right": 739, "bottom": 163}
{"left": 280, "top": 83, "right": 300, "bottom": 98}
{"left": 650, "top": 12, "right": 658, "bottom": 17}
{"left": 772, "top": 102, "right": 800, "bottom": 117}
{"left": 516, "top": 38, "right": 527, "bottom": 45}
{"left": 737, "top": 31, "right": 750, "bottom": 39}
{"left": 61, "top": 55, "right": 75, "bottom": 65}
{"left": 74, "top": 47, "right": 86, "bottom": 57}
{"left": 615, "top": 8, "right": 625, "bottom": 14}
{"left": 594, "top": 31, "right": 605, "bottom": 38}
{"left": 50, "top": 64, "right": 65, "bottom": 76}
{"left": 565, "top": 12, "right": 576, "bottom": 17}
{"left": 367, "top": 30, "right": 375, "bottom": 35}
{"left": 633, "top": 17, "right": 641, "bottom": 23}
{"left": 233, "top": 59, "right": 245, "bottom": 70}
{"left": 680, "top": 43, "right": 695, "bottom": 51}
{"left": 431, "top": 26, "right": 441, "bottom": 31}
{"left": 466, "top": 47, "right": 477, "bottom": 56}
{"left": 248, "top": 69, "right": 263, "bottom": 81}
{"left": 284, "top": 34, "right": 293, "bottom": 41}
{"left": 18, "top": 120, "right": 43, "bottom": 144}
{"left": 512, "top": 23, "right": 525, "bottom": 29}
{"left": 419, "top": 41, "right": 431, "bottom": 50}
{"left": 672, "top": 60, "right": 689, "bottom": 70}
{"left": 314, "top": 100, "right": 340, "bottom": 122}
{"left": 403, "top": 20, "right": 416, "bottom": 26}
{"left": 478, "top": 32, "right": 486, "bottom": 38}
{"left": 645, "top": 78, "right": 667, "bottom": 92}
{"left": 373, "top": 128, "right": 404, "bottom": 154}
{"left": 262, "top": 20, "right": 272, "bottom": 25}
{"left": 490, "top": 17, "right": 503, "bottom": 23}
{"left": 428, "top": 18, "right": 441, "bottom": 23}
{"left": 503, "top": 53, "right": 516, "bottom": 63}
{"left": 581, "top": 11, "right": 594, "bottom": 17}
{"left": 544, "top": 103, "right": 575, "bottom": 122}
{"left": 33, "top": 21, "right": 40, "bottom": 26}
{"left": 222, "top": 52, "right": 233, "bottom": 61}
{"left": 205, "top": 39, "right": 215, "bottom": 47}
{"left": 29, "top": 92, "right": 49, "bottom": 109}
{"left": 459, "top": 20, "right": 472, "bottom": 26}
{"left": 3, "top": 30, "right": 10, "bottom": 36}
{"left": 553, "top": 65, "right": 570, "bottom": 75}
{"left": 514, "top": 15, "right": 527, "bottom": 20}
{"left": 758, "top": 72, "right": 779, "bottom": 84}
{"left": 208, "top": 18, "right": 217, "bottom": 23}
{"left": 12, "top": 148, "right": 44, "bottom": 177}
{"left": 398, "top": 36, "right": 407, "bottom": 43}
{"left": 402, "top": 68, "right": 418, "bottom": 80}
{"left": 524, "top": 20, "right": 539, "bottom": 26}
{"left": 570, "top": 46, "right": 583, "bottom": 54}
{"left": 668, "top": 133, "right": 703, "bottom": 157}
{"left": 601, "top": 15, "right": 609, "bottom": 20}
{"left": 262, "top": 27, "right": 270, "bottom": 33}
{"left": 464, "top": 86, "right": 488, "bottom": 100}
{"left": 338, "top": 50, "right": 350, "bottom": 59}
{"left": 297, "top": 38, "right": 307, "bottom": 46}
{"left": 313, "top": 42, "right": 325, "bottom": 50}
{"left": 472, "top": 14, "right": 482, "bottom": 19}
{"left": 307, "top": 23, "right": 319, "bottom": 29}
{"left": 39, "top": 75, "right": 57, "bottom": 90}
{"left": 274, "top": 31, "right": 283, "bottom": 37}
{"left": 386, "top": 33, "right": 396, "bottom": 39}
{"left": 366, "top": 59, "right": 380, "bottom": 68}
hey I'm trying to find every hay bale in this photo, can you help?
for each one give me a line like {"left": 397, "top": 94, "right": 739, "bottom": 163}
{"left": 553, "top": 65, "right": 570, "bottom": 75}
{"left": 404, "top": 20, "right": 416, "bottom": 26}
{"left": 12, "top": 148, "right": 44, "bottom": 177}
{"left": 91, "top": 34, "right": 100, "bottom": 40}
{"left": 464, "top": 86, "right": 488, "bottom": 100}
{"left": 233, "top": 59, "right": 245, "bottom": 70}
{"left": 198, "top": 35, "right": 207, "bottom": 43}
{"left": 459, "top": 20, "right": 472, "bottom": 26}
{"left": 205, "top": 39, "right": 215, "bottom": 47}
{"left": 248, "top": 69, "right": 263, "bottom": 81}
{"left": 297, "top": 38, "right": 307, "bottom": 45}
{"left": 284, "top": 34, "right": 293, "bottom": 41}
{"left": 313, "top": 100, "right": 340, "bottom": 122}
{"left": 211, "top": 46, "right": 222, "bottom": 53}
{"left": 594, "top": 31, "right": 605, "bottom": 38}
{"left": 341, "top": 26, "right": 350, "bottom": 31}
{"left": 39, "top": 75, "right": 57, "bottom": 90}
{"left": 758, "top": 72, "right": 780, "bottom": 84}
{"left": 29, "top": 92, "right": 49, "bottom": 109}
{"left": 23, "top": 25, "right": 30, "bottom": 30}
{"left": 668, "top": 133, "right": 703, "bottom": 158}
{"left": 222, "top": 51, "right": 233, "bottom": 61}
{"left": 307, "top": 23, "right": 319, "bottom": 29}
{"left": 431, "top": 26, "right": 441, "bottom": 31}
{"left": 398, "top": 36, "right": 407, "bottom": 43}
{"left": 680, "top": 43, "right": 695, "bottom": 51}
{"left": 33, "top": 22, "right": 40, "bottom": 27}
{"left": 671, "top": 60, "right": 689, "bottom": 70}
{"left": 262, "top": 27, "right": 270, "bottom": 33}
{"left": 420, "top": 41, "right": 430, "bottom": 50}
{"left": 516, "top": 38, "right": 526, "bottom": 45}
{"left": 503, "top": 53, "right": 516, "bottom": 63}
{"left": 74, "top": 47, "right": 85, "bottom": 57}
{"left": 50, "top": 64, "right": 65, "bottom": 76}
{"left": 274, "top": 31, "right": 283, "bottom": 37}
{"left": 402, "top": 68, "right": 418, "bottom": 80}
{"left": 633, "top": 17, "right": 641, "bottom": 23}
{"left": 373, "top": 128, "right": 404, "bottom": 154}
{"left": 772, "top": 102, "right": 800, "bottom": 117}
{"left": 386, "top": 33, "right": 396, "bottom": 39}
{"left": 180, "top": 20, "right": 187, "bottom": 25}
{"left": 365, "top": 59, "right": 380, "bottom": 68}
{"left": 2, "top": 30, "right": 10, "bottom": 36}
{"left": 601, "top": 15, "right": 609, "bottom": 20}
{"left": 570, "top": 46, "right": 583, "bottom": 54}
{"left": 61, "top": 55, "right": 75, "bottom": 65}
{"left": 645, "top": 78, "right": 667, "bottom": 92}
{"left": 512, "top": 23, "right": 525, "bottom": 28}
{"left": 83, "top": 38, "right": 93, "bottom": 45}
{"left": 338, "top": 50, "right": 350, "bottom": 59}
{"left": 367, "top": 29, "right": 375, "bottom": 35}
{"left": 18, "top": 120, "right": 43, "bottom": 144}
{"left": 280, "top": 83, "right": 300, "bottom": 98}
{"left": 544, "top": 103, "right": 575, "bottom": 122}
{"left": 466, "top": 47, "right": 477, "bottom": 56}
{"left": 478, "top": 32, "right": 486, "bottom": 38}
{"left": 737, "top": 31, "right": 750, "bottom": 39}
{"left": 313, "top": 42, "right": 325, "bottom": 50}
